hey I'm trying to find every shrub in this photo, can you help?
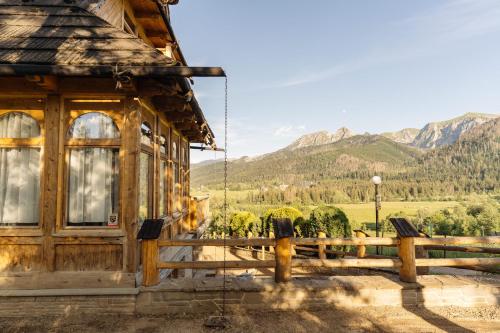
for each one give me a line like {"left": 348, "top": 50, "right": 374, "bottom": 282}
{"left": 301, "top": 206, "right": 352, "bottom": 254}
{"left": 302, "top": 206, "right": 351, "bottom": 238}
{"left": 262, "top": 207, "right": 305, "bottom": 236}
{"left": 229, "top": 211, "right": 260, "bottom": 237}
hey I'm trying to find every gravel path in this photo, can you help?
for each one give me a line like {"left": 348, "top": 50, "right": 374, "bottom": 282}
{"left": 1, "top": 306, "right": 499, "bottom": 333}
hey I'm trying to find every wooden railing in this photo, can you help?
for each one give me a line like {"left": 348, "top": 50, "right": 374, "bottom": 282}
{"left": 141, "top": 236, "right": 500, "bottom": 286}
{"left": 188, "top": 195, "right": 210, "bottom": 231}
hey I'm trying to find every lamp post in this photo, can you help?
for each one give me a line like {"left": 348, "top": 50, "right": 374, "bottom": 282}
{"left": 371, "top": 176, "right": 382, "bottom": 255}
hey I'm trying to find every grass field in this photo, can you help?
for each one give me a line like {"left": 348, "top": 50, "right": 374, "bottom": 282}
{"left": 335, "top": 201, "right": 459, "bottom": 225}
{"left": 196, "top": 189, "right": 460, "bottom": 225}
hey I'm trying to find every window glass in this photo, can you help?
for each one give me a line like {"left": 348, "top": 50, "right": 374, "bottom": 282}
{"left": 139, "top": 152, "right": 151, "bottom": 221}
{"left": 0, "top": 112, "right": 40, "bottom": 138}
{"left": 172, "top": 142, "right": 177, "bottom": 160}
{"left": 159, "top": 161, "right": 166, "bottom": 216}
{"left": 68, "top": 112, "right": 119, "bottom": 139}
{"left": 172, "top": 162, "right": 179, "bottom": 212}
{"left": 141, "top": 122, "right": 153, "bottom": 146}
{"left": 67, "top": 148, "right": 119, "bottom": 226}
{"left": 0, "top": 148, "right": 40, "bottom": 225}
{"left": 160, "top": 135, "right": 167, "bottom": 155}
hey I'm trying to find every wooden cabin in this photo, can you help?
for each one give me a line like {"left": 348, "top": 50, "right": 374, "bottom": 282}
{"left": 0, "top": 0, "right": 221, "bottom": 289}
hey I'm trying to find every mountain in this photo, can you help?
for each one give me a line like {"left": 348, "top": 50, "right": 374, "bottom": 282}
{"left": 411, "top": 117, "right": 500, "bottom": 190}
{"left": 191, "top": 113, "right": 500, "bottom": 201}
{"left": 381, "top": 128, "right": 419, "bottom": 144}
{"left": 286, "top": 127, "right": 354, "bottom": 150}
{"left": 410, "top": 113, "right": 498, "bottom": 149}
{"left": 192, "top": 134, "right": 421, "bottom": 187}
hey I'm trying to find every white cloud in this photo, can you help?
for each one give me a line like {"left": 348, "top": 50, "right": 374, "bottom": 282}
{"left": 274, "top": 125, "right": 306, "bottom": 137}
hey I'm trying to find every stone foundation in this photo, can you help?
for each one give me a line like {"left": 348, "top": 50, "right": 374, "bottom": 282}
{"left": 0, "top": 275, "right": 498, "bottom": 316}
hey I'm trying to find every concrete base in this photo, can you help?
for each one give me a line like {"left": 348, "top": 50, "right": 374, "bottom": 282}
{"left": 0, "top": 275, "right": 498, "bottom": 316}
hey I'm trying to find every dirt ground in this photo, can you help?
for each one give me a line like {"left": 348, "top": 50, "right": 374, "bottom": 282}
{"left": 1, "top": 305, "right": 499, "bottom": 333}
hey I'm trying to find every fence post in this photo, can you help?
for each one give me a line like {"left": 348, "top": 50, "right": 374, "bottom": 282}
{"left": 273, "top": 218, "right": 293, "bottom": 283}
{"left": 318, "top": 231, "right": 327, "bottom": 259}
{"left": 142, "top": 239, "right": 159, "bottom": 286}
{"left": 355, "top": 230, "right": 366, "bottom": 258}
{"left": 189, "top": 198, "right": 197, "bottom": 231}
{"left": 269, "top": 231, "right": 275, "bottom": 253}
{"left": 398, "top": 237, "right": 417, "bottom": 283}
{"left": 275, "top": 236, "right": 292, "bottom": 283}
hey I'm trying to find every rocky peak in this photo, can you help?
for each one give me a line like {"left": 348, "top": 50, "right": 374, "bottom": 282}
{"left": 287, "top": 128, "right": 354, "bottom": 150}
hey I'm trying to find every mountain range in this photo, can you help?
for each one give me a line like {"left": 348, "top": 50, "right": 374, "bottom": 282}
{"left": 284, "top": 112, "right": 498, "bottom": 151}
{"left": 191, "top": 113, "right": 499, "bottom": 200}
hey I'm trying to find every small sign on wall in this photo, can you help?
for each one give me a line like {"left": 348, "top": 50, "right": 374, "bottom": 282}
{"left": 108, "top": 214, "right": 118, "bottom": 227}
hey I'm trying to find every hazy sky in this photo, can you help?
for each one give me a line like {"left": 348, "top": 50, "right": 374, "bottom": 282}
{"left": 170, "top": 1, "right": 500, "bottom": 163}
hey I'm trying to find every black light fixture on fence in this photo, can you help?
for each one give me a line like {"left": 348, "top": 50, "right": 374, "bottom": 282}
{"left": 371, "top": 176, "right": 382, "bottom": 254}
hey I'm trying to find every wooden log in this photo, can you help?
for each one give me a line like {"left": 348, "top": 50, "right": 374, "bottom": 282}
{"left": 294, "top": 237, "right": 398, "bottom": 246}
{"left": 295, "top": 246, "right": 319, "bottom": 253}
{"left": 292, "top": 258, "right": 402, "bottom": 268}
{"left": 269, "top": 231, "right": 275, "bottom": 253}
{"left": 413, "top": 236, "right": 500, "bottom": 246}
{"left": 189, "top": 198, "right": 197, "bottom": 231}
{"left": 424, "top": 245, "right": 500, "bottom": 254}
{"left": 398, "top": 237, "right": 417, "bottom": 283}
{"left": 275, "top": 237, "right": 292, "bottom": 283}
{"left": 141, "top": 240, "right": 159, "bottom": 287}
{"left": 355, "top": 230, "right": 367, "bottom": 258}
{"left": 158, "top": 238, "right": 275, "bottom": 247}
{"left": 415, "top": 258, "right": 500, "bottom": 267}
{"left": 318, "top": 232, "right": 326, "bottom": 260}
{"left": 158, "top": 260, "right": 275, "bottom": 270}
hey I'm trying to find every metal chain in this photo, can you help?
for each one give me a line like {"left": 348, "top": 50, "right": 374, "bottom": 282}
{"left": 222, "top": 76, "right": 228, "bottom": 317}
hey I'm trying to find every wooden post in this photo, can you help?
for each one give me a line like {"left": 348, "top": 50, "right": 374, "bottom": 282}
{"left": 275, "top": 236, "right": 292, "bottom": 283}
{"left": 247, "top": 231, "right": 253, "bottom": 250}
{"left": 318, "top": 231, "right": 327, "bottom": 259}
{"left": 269, "top": 231, "right": 275, "bottom": 253}
{"left": 189, "top": 198, "right": 197, "bottom": 231}
{"left": 355, "top": 230, "right": 366, "bottom": 258}
{"left": 398, "top": 237, "right": 417, "bottom": 283}
{"left": 142, "top": 239, "right": 159, "bottom": 286}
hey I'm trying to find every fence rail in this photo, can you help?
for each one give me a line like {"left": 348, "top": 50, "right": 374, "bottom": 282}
{"left": 141, "top": 235, "right": 500, "bottom": 286}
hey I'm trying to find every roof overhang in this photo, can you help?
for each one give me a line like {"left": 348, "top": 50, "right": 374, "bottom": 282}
{"left": 0, "top": 64, "right": 225, "bottom": 78}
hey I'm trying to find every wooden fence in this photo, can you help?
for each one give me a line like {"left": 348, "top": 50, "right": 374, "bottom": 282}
{"left": 141, "top": 236, "right": 500, "bottom": 286}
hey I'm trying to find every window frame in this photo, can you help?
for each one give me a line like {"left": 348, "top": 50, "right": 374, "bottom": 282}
{"left": 61, "top": 99, "right": 123, "bottom": 230}
{"left": 181, "top": 139, "right": 190, "bottom": 211}
{"left": 158, "top": 121, "right": 170, "bottom": 218}
{"left": 0, "top": 106, "right": 44, "bottom": 229}
{"left": 171, "top": 132, "right": 181, "bottom": 214}
{"left": 139, "top": 110, "right": 155, "bottom": 222}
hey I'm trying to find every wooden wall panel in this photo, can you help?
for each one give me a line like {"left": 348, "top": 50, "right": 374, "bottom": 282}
{"left": 0, "top": 245, "right": 42, "bottom": 272}
{"left": 55, "top": 245, "right": 123, "bottom": 271}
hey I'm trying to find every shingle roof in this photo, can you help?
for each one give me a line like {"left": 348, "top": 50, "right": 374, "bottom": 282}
{"left": 0, "top": 2, "right": 175, "bottom": 66}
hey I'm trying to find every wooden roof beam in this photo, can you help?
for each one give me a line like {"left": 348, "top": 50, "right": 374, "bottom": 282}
{"left": 135, "top": 12, "right": 162, "bottom": 20}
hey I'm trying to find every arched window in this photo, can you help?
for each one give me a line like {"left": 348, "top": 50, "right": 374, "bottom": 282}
{"left": 159, "top": 133, "right": 168, "bottom": 216}
{"left": 68, "top": 112, "right": 119, "bottom": 139}
{"left": 139, "top": 121, "right": 154, "bottom": 222}
{"left": 171, "top": 136, "right": 180, "bottom": 213}
{"left": 66, "top": 112, "right": 120, "bottom": 227}
{"left": 0, "top": 112, "right": 41, "bottom": 226}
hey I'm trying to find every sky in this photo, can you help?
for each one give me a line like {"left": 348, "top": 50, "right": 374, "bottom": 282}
{"left": 169, "top": 0, "right": 500, "bottom": 163}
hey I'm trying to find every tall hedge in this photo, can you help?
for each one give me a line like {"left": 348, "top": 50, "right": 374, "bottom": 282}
{"left": 229, "top": 211, "right": 260, "bottom": 237}
{"left": 262, "top": 207, "right": 305, "bottom": 236}
{"left": 300, "top": 206, "right": 352, "bottom": 254}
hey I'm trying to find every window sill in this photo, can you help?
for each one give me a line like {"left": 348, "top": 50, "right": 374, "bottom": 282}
{"left": 53, "top": 229, "right": 125, "bottom": 238}
{"left": 0, "top": 228, "right": 43, "bottom": 237}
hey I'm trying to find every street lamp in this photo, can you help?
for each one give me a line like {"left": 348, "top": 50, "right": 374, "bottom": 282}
{"left": 371, "top": 176, "right": 382, "bottom": 254}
